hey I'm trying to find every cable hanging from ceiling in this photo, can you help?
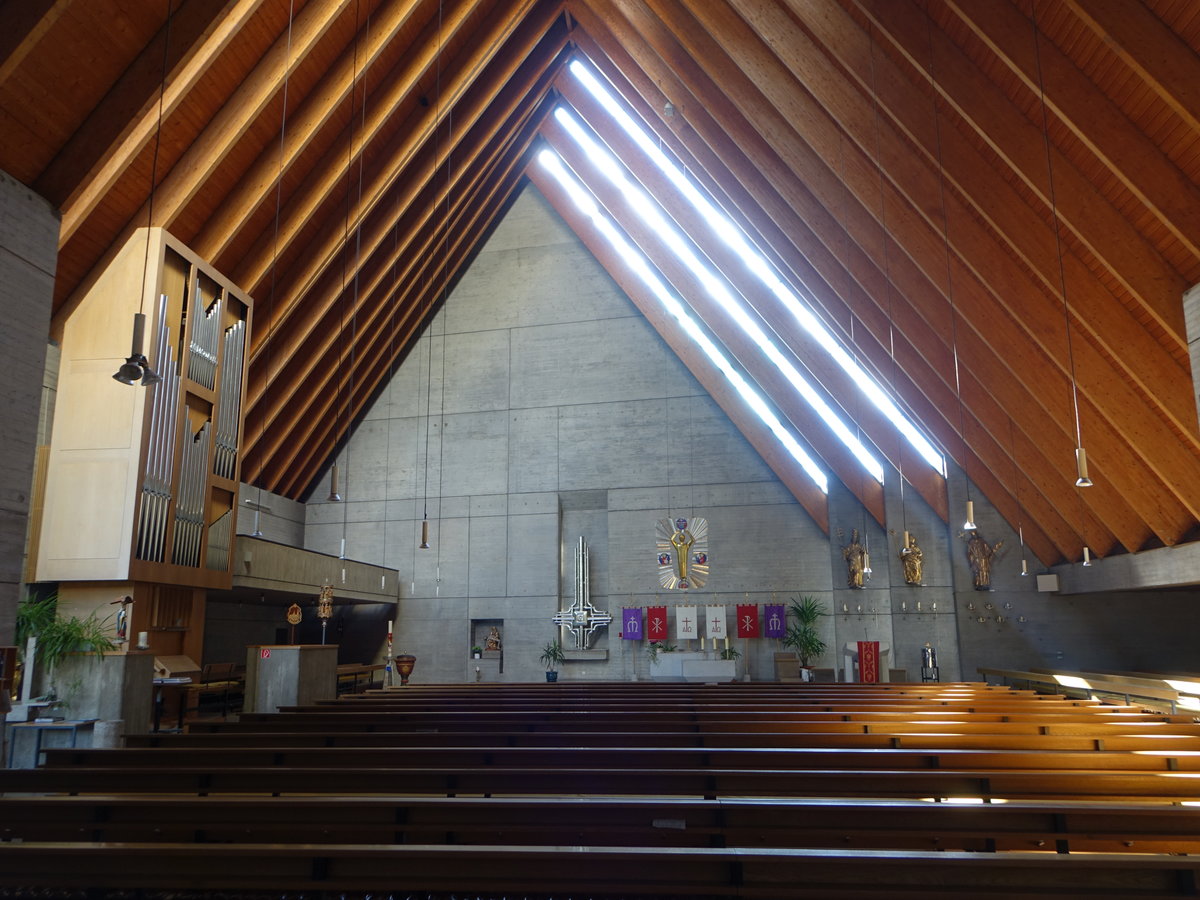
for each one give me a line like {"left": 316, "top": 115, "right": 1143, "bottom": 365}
{"left": 1007, "top": 415, "right": 1029, "bottom": 576}
{"left": 1031, "top": 4, "right": 1093, "bottom": 501}
{"left": 927, "top": 15, "right": 975, "bottom": 533}
{"left": 866, "top": 21, "right": 912, "bottom": 563}
{"left": 113, "top": 0, "right": 172, "bottom": 389}
{"left": 252, "top": 0, "right": 297, "bottom": 539}
{"left": 418, "top": 0, "right": 449, "bottom": 563}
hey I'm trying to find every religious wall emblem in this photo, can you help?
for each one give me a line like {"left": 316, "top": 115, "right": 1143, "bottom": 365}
{"left": 656, "top": 516, "right": 709, "bottom": 590}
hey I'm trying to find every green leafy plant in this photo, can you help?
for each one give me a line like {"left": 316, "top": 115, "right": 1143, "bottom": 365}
{"left": 471, "top": 645, "right": 483, "bottom": 655}
{"left": 719, "top": 645, "right": 742, "bottom": 661}
{"left": 782, "top": 595, "right": 827, "bottom": 668}
{"left": 16, "top": 593, "right": 116, "bottom": 672}
{"left": 539, "top": 639, "right": 565, "bottom": 672}
{"left": 646, "top": 641, "right": 677, "bottom": 664}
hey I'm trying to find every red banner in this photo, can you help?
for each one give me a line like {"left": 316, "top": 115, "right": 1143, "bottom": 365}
{"left": 736, "top": 604, "right": 759, "bottom": 638}
{"left": 857, "top": 641, "right": 880, "bottom": 683}
{"left": 647, "top": 606, "right": 669, "bottom": 642}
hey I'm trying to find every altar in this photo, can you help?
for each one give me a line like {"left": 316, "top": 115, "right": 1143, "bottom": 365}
{"left": 649, "top": 651, "right": 736, "bottom": 683}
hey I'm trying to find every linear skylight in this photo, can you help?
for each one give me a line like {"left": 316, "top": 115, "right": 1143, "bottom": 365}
{"left": 537, "top": 148, "right": 829, "bottom": 494}
{"left": 569, "top": 59, "right": 946, "bottom": 478}
{"left": 553, "top": 108, "right": 884, "bottom": 484}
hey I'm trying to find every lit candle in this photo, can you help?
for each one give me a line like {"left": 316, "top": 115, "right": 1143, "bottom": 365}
{"left": 136, "top": 631, "right": 149, "bottom": 650}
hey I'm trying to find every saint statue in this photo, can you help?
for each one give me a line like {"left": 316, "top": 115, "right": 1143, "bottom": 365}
{"left": 484, "top": 626, "right": 502, "bottom": 651}
{"left": 842, "top": 528, "right": 867, "bottom": 589}
{"left": 899, "top": 535, "right": 923, "bottom": 585}
{"left": 965, "top": 532, "right": 1003, "bottom": 590}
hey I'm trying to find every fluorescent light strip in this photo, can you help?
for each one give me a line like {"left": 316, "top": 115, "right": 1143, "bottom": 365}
{"left": 554, "top": 108, "right": 884, "bottom": 484}
{"left": 569, "top": 59, "right": 945, "bottom": 477}
{"left": 538, "top": 148, "right": 829, "bottom": 494}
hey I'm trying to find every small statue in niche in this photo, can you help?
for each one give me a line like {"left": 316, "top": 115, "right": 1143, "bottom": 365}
{"left": 484, "top": 626, "right": 502, "bottom": 652}
{"left": 899, "top": 535, "right": 924, "bottom": 585}
{"left": 842, "top": 528, "right": 867, "bottom": 589}
{"left": 965, "top": 531, "right": 1003, "bottom": 590}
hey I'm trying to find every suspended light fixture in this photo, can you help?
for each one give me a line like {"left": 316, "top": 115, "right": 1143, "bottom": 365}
{"left": 419, "top": 0, "right": 451, "bottom": 556}
{"left": 114, "top": 2, "right": 171, "bottom": 388}
{"left": 1032, "top": 8, "right": 1092, "bottom": 490}
{"left": 327, "top": 462, "right": 342, "bottom": 502}
{"left": 1007, "top": 417, "right": 1029, "bottom": 575}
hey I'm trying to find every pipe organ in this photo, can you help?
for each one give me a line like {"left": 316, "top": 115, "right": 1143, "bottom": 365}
{"left": 36, "top": 229, "right": 252, "bottom": 660}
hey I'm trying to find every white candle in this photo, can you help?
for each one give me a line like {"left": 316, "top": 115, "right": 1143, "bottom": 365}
{"left": 136, "top": 631, "right": 149, "bottom": 649}
{"left": 387, "top": 620, "right": 393, "bottom": 633}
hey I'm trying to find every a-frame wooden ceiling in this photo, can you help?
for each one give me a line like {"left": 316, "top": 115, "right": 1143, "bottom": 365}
{"left": 4, "top": 0, "right": 1200, "bottom": 567}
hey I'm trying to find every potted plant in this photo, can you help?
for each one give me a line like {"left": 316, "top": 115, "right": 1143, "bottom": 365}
{"left": 782, "top": 595, "right": 827, "bottom": 682}
{"left": 16, "top": 593, "right": 115, "bottom": 696}
{"left": 539, "top": 639, "right": 565, "bottom": 682}
{"left": 471, "top": 646, "right": 483, "bottom": 659}
{"left": 645, "top": 640, "right": 676, "bottom": 665}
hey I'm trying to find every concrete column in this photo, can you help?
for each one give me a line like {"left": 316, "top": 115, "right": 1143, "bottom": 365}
{"left": 0, "top": 170, "right": 59, "bottom": 644}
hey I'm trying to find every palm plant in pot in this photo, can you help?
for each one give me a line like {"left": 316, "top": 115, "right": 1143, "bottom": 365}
{"left": 539, "top": 638, "right": 565, "bottom": 682}
{"left": 782, "top": 595, "right": 827, "bottom": 682}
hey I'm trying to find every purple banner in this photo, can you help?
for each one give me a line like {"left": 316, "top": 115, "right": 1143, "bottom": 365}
{"left": 763, "top": 604, "right": 787, "bottom": 639}
{"left": 622, "top": 607, "right": 644, "bottom": 640}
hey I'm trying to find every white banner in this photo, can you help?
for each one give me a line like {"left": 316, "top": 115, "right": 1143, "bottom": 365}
{"left": 705, "top": 605, "right": 727, "bottom": 639}
{"left": 675, "top": 606, "right": 698, "bottom": 639}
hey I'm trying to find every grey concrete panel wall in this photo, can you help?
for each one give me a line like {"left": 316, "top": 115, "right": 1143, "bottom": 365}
{"left": 237, "top": 483, "right": 305, "bottom": 546}
{"left": 302, "top": 181, "right": 1200, "bottom": 684}
{"left": 0, "top": 171, "right": 59, "bottom": 643}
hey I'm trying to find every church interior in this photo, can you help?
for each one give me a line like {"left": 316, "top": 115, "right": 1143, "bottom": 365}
{"left": 2, "top": 0, "right": 1200, "bottom": 896}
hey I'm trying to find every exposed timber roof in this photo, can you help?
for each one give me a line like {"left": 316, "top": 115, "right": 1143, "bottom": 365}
{"left": 4, "top": 0, "right": 1200, "bottom": 566}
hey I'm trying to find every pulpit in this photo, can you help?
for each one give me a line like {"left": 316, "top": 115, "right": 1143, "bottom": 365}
{"left": 842, "top": 641, "right": 891, "bottom": 683}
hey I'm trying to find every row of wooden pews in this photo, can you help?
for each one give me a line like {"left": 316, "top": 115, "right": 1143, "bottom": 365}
{"left": 2, "top": 680, "right": 1199, "bottom": 898}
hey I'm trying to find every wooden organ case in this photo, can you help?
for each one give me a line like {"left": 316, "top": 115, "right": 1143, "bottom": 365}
{"left": 36, "top": 229, "right": 252, "bottom": 661}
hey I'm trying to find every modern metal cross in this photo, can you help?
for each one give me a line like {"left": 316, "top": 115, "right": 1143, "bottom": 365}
{"left": 553, "top": 535, "right": 612, "bottom": 649}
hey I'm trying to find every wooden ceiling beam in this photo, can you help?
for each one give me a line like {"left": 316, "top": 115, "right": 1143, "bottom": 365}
{"left": 573, "top": 2, "right": 952, "bottom": 523}
{"left": 191, "top": 0, "right": 425, "bottom": 267}
{"left": 528, "top": 161, "right": 832, "bottom": 533}
{"left": 937, "top": 0, "right": 1190, "bottom": 337}
{"left": 246, "top": 33, "right": 563, "bottom": 487}
{"left": 46, "top": 0, "right": 264, "bottom": 242}
{"left": 804, "top": 0, "right": 1196, "bottom": 442}
{"left": 542, "top": 112, "right": 887, "bottom": 523}
{"left": 678, "top": 0, "right": 1198, "bottom": 545}
{"left": 244, "top": 0, "right": 561, "bottom": 439}
{"left": 1064, "top": 0, "right": 1200, "bottom": 170}
{"left": 557, "top": 69, "right": 932, "bottom": 500}
{"left": 0, "top": 0, "right": 71, "bottom": 87}
{"left": 241, "top": 0, "right": 547, "bottom": 364}
{"left": 222, "top": 0, "right": 489, "bottom": 299}
{"left": 270, "top": 103, "right": 544, "bottom": 496}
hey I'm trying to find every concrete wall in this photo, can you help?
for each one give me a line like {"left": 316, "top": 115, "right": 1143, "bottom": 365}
{"left": 305, "top": 182, "right": 1199, "bottom": 685}
{"left": 0, "top": 170, "right": 59, "bottom": 644}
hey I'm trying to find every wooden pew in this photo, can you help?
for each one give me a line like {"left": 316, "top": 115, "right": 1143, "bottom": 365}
{"left": 1, "top": 841, "right": 1198, "bottom": 898}
{"left": 6, "top": 681, "right": 1200, "bottom": 897}
{"left": 37, "top": 743, "right": 1200, "bottom": 773}
{"left": 3, "top": 794, "right": 1199, "bottom": 854}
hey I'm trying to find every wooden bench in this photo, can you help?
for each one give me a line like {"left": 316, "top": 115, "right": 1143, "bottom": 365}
{"left": 1, "top": 841, "right": 1198, "bottom": 897}
{"left": 7, "top": 680, "right": 1200, "bottom": 897}
{"left": 3, "top": 794, "right": 1198, "bottom": 854}
{"left": 38, "top": 743, "right": 1200, "bottom": 774}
